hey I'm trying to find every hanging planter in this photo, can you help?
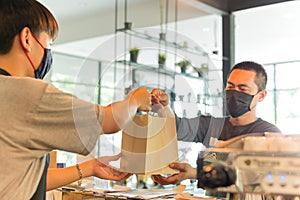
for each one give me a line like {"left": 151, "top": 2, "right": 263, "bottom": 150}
{"left": 176, "top": 60, "right": 191, "bottom": 74}
{"left": 159, "top": 0, "right": 165, "bottom": 41}
{"left": 159, "top": 32, "right": 166, "bottom": 41}
{"left": 129, "top": 47, "right": 140, "bottom": 63}
{"left": 124, "top": 21, "right": 132, "bottom": 30}
{"left": 158, "top": 53, "right": 166, "bottom": 69}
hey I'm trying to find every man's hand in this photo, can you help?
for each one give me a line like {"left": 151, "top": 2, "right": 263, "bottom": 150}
{"left": 151, "top": 88, "right": 170, "bottom": 112}
{"left": 151, "top": 162, "right": 197, "bottom": 185}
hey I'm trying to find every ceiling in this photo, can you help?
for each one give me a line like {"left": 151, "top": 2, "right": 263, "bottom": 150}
{"left": 38, "top": 0, "right": 294, "bottom": 58}
{"left": 39, "top": 0, "right": 212, "bottom": 45}
{"left": 39, "top": 0, "right": 294, "bottom": 45}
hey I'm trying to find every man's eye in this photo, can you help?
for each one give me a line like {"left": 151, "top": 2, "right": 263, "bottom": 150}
{"left": 239, "top": 88, "right": 248, "bottom": 92}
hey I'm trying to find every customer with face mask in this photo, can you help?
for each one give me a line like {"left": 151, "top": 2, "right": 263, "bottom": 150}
{"left": 0, "top": 0, "right": 152, "bottom": 199}
{"left": 151, "top": 61, "right": 281, "bottom": 185}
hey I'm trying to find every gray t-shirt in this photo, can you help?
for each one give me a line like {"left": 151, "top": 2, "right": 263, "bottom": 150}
{"left": 0, "top": 76, "right": 104, "bottom": 199}
{"left": 176, "top": 115, "right": 281, "bottom": 147}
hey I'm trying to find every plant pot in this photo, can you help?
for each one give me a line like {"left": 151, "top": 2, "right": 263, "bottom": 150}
{"left": 124, "top": 22, "right": 132, "bottom": 30}
{"left": 180, "top": 66, "right": 187, "bottom": 73}
{"left": 158, "top": 54, "right": 166, "bottom": 69}
{"left": 176, "top": 60, "right": 190, "bottom": 74}
{"left": 158, "top": 60, "right": 165, "bottom": 69}
{"left": 130, "top": 52, "right": 138, "bottom": 63}
{"left": 159, "top": 33, "right": 166, "bottom": 41}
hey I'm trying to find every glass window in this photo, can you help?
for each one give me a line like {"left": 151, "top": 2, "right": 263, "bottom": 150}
{"left": 234, "top": 1, "right": 300, "bottom": 134}
{"left": 50, "top": 14, "right": 223, "bottom": 183}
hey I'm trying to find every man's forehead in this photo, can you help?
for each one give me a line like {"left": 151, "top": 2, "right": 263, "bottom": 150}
{"left": 229, "top": 69, "right": 255, "bottom": 78}
{"left": 228, "top": 69, "right": 257, "bottom": 84}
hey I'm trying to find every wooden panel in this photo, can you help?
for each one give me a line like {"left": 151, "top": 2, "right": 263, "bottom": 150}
{"left": 196, "top": 0, "right": 295, "bottom": 12}
{"left": 229, "top": 0, "right": 295, "bottom": 11}
{"left": 198, "top": 0, "right": 229, "bottom": 12}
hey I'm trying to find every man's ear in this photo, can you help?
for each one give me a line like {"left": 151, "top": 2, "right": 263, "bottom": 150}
{"left": 258, "top": 89, "right": 267, "bottom": 102}
{"left": 19, "top": 27, "right": 32, "bottom": 52}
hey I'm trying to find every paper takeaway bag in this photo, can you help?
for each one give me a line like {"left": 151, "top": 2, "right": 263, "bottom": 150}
{"left": 120, "top": 106, "right": 178, "bottom": 174}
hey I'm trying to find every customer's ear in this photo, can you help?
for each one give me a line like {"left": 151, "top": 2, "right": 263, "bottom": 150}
{"left": 19, "top": 27, "right": 32, "bottom": 52}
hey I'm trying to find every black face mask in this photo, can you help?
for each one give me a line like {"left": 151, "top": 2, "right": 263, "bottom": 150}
{"left": 34, "top": 48, "right": 53, "bottom": 79}
{"left": 225, "top": 90, "right": 254, "bottom": 118}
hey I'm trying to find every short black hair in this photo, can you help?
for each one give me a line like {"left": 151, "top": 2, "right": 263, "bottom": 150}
{"left": 0, "top": 0, "right": 59, "bottom": 54}
{"left": 230, "top": 61, "right": 267, "bottom": 91}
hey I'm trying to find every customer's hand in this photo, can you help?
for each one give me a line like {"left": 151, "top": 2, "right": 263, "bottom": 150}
{"left": 151, "top": 162, "right": 196, "bottom": 185}
{"left": 81, "top": 154, "right": 132, "bottom": 182}
{"left": 151, "top": 88, "right": 170, "bottom": 112}
{"left": 127, "top": 87, "right": 152, "bottom": 111}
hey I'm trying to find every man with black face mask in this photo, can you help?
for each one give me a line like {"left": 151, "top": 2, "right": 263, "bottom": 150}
{"left": 151, "top": 61, "right": 281, "bottom": 185}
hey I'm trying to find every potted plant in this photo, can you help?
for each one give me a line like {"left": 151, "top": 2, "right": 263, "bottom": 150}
{"left": 176, "top": 60, "right": 191, "bottom": 73}
{"left": 129, "top": 47, "right": 140, "bottom": 63}
{"left": 158, "top": 53, "right": 166, "bottom": 69}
